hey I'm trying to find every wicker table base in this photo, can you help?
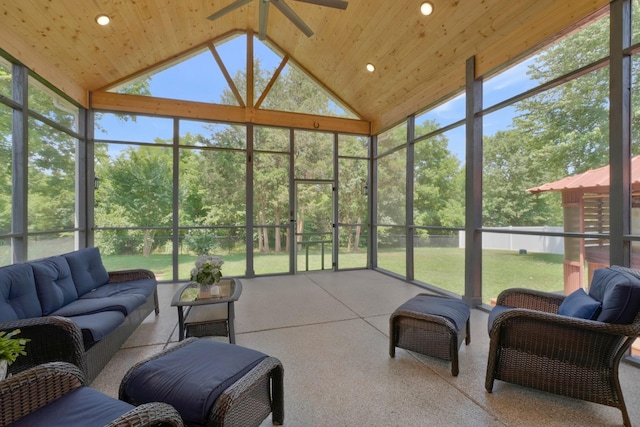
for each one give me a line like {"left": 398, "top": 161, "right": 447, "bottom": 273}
{"left": 390, "top": 294, "right": 471, "bottom": 376}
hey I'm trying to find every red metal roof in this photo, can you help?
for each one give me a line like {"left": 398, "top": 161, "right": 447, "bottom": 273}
{"left": 527, "top": 156, "right": 640, "bottom": 194}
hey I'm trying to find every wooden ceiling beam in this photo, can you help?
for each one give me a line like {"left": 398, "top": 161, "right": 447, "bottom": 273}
{"left": 91, "top": 91, "right": 370, "bottom": 134}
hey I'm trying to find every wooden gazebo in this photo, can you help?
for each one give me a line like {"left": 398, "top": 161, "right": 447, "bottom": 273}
{"left": 528, "top": 156, "right": 640, "bottom": 294}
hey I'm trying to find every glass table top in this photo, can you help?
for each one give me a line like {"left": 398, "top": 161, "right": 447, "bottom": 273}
{"left": 171, "top": 278, "right": 242, "bottom": 306}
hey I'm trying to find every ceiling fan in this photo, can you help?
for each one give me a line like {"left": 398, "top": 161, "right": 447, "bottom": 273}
{"left": 207, "top": 0, "right": 348, "bottom": 40}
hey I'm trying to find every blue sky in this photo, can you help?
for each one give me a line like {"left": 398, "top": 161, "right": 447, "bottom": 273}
{"left": 96, "top": 35, "right": 539, "bottom": 163}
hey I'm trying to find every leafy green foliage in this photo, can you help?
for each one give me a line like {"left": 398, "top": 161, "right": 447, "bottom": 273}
{"left": 0, "top": 329, "right": 29, "bottom": 365}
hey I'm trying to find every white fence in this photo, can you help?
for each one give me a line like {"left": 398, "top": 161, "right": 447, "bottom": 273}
{"left": 458, "top": 226, "right": 564, "bottom": 255}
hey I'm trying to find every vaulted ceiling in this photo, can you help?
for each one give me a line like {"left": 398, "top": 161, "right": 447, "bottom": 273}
{"left": 0, "top": 0, "right": 608, "bottom": 133}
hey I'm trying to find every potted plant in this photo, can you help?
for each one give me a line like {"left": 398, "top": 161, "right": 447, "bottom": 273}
{"left": 0, "top": 329, "right": 29, "bottom": 379}
{"left": 190, "top": 255, "right": 224, "bottom": 298}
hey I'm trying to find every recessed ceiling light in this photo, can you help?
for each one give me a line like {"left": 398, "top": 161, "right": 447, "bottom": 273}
{"left": 96, "top": 14, "right": 111, "bottom": 26}
{"left": 420, "top": 2, "right": 434, "bottom": 16}
{"left": 366, "top": 63, "right": 376, "bottom": 72}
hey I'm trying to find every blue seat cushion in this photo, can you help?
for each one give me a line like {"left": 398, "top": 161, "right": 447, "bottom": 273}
{"left": 589, "top": 267, "right": 640, "bottom": 324}
{"left": 82, "top": 278, "right": 156, "bottom": 299}
{"left": 0, "top": 263, "right": 42, "bottom": 321}
{"left": 397, "top": 294, "right": 470, "bottom": 331}
{"left": 124, "top": 339, "right": 268, "bottom": 425}
{"left": 51, "top": 293, "right": 146, "bottom": 317}
{"left": 558, "top": 288, "right": 601, "bottom": 320}
{"left": 66, "top": 311, "right": 126, "bottom": 347}
{"left": 10, "top": 386, "right": 134, "bottom": 427}
{"left": 487, "top": 305, "right": 514, "bottom": 335}
{"left": 31, "top": 256, "right": 78, "bottom": 315}
{"left": 63, "top": 247, "right": 109, "bottom": 297}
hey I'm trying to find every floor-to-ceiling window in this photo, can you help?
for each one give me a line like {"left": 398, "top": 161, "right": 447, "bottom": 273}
{"left": 479, "top": 12, "right": 610, "bottom": 304}
{"left": 0, "top": 56, "right": 13, "bottom": 266}
{"left": 253, "top": 125, "right": 290, "bottom": 275}
{"left": 337, "top": 134, "right": 369, "bottom": 269}
{"left": 0, "top": 58, "right": 84, "bottom": 266}
{"left": 369, "top": 7, "right": 616, "bottom": 307}
{"left": 375, "top": 123, "right": 407, "bottom": 277}
{"left": 412, "top": 94, "right": 466, "bottom": 296}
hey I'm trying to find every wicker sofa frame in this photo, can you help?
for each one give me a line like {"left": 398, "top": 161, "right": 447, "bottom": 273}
{"left": 119, "top": 338, "right": 285, "bottom": 426}
{"left": 0, "top": 268, "right": 159, "bottom": 384}
{"left": 486, "top": 287, "right": 640, "bottom": 427}
{"left": 0, "top": 362, "right": 183, "bottom": 427}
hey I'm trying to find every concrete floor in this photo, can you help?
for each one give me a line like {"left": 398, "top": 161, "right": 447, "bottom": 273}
{"left": 92, "top": 270, "right": 640, "bottom": 426}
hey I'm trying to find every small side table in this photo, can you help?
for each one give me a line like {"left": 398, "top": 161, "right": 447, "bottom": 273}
{"left": 171, "top": 278, "right": 242, "bottom": 343}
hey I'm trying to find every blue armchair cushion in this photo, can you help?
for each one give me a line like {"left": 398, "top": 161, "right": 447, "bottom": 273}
{"left": 31, "top": 256, "right": 78, "bottom": 315}
{"left": 558, "top": 288, "right": 601, "bottom": 320}
{"left": 63, "top": 247, "right": 109, "bottom": 297}
{"left": 487, "top": 305, "right": 514, "bottom": 334}
{"left": 51, "top": 293, "right": 146, "bottom": 317}
{"left": 10, "top": 386, "right": 134, "bottom": 427}
{"left": 0, "top": 263, "right": 42, "bottom": 321}
{"left": 67, "top": 311, "right": 126, "bottom": 347}
{"left": 589, "top": 267, "right": 640, "bottom": 324}
{"left": 123, "top": 339, "right": 268, "bottom": 425}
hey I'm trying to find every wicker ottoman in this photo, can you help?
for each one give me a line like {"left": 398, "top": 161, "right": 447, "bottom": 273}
{"left": 120, "top": 338, "right": 284, "bottom": 426}
{"left": 390, "top": 293, "right": 470, "bottom": 376}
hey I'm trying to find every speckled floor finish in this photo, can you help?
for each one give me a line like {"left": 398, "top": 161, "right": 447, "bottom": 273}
{"left": 91, "top": 270, "right": 640, "bottom": 426}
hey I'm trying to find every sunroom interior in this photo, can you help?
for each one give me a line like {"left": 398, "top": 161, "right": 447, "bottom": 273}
{"left": 4, "top": 0, "right": 640, "bottom": 425}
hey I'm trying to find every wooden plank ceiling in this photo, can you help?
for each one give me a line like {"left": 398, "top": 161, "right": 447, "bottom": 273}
{"left": 0, "top": 0, "right": 608, "bottom": 134}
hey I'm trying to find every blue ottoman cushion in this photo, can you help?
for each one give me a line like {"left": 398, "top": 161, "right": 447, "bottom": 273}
{"left": 397, "top": 294, "right": 470, "bottom": 331}
{"left": 124, "top": 339, "right": 268, "bottom": 424}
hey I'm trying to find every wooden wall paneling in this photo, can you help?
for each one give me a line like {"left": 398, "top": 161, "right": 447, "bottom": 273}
{"left": 0, "top": 0, "right": 612, "bottom": 131}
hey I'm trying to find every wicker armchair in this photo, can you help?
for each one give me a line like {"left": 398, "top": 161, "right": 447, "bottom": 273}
{"left": 0, "top": 362, "right": 183, "bottom": 427}
{"left": 486, "top": 285, "right": 640, "bottom": 427}
{"left": 0, "top": 316, "right": 86, "bottom": 378}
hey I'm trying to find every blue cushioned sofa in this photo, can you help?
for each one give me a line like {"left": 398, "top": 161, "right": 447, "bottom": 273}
{"left": 0, "top": 247, "right": 159, "bottom": 383}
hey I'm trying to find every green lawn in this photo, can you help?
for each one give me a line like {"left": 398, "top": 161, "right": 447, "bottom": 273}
{"left": 101, "top": 247, "right": 566, "bottom": 304}
{"left": 3, "top": 239, "right": 567, "bottom": 305}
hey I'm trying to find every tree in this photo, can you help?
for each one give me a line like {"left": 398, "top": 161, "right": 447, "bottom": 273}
{"left": 483, "top": 130, "right": 562, "bottom": 227}
{"left": 95, "top": 145, "right": 173, "bottom": 256}
{"left": 482, "top": 14, "right": 624, "bottom": 227}
{"left": 413, "top": 119, "right": 465, "bottom": 229}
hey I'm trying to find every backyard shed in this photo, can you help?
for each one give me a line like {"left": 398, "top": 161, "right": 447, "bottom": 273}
{"left": 527, "top": 155, "right": 640, "bottom": 293}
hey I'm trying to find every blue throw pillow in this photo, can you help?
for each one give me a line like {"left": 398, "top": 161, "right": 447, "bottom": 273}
{"left": 589, "top": 267, "right": 640, "bottom": 324}
{"left": 558, "top": 288, "right": 601, "bottom": 320}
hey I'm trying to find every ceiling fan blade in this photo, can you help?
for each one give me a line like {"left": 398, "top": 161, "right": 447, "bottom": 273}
{"left": 207, "top": 0, "right": 254, "bottom": 20}
{"left": 271, "top": 0, "right": 314, "bottom": 37}
{"left": 295, "top": 0, "right": 348, "bottom": 10}
{"left": 258, "top": 0, "right": 269, "bottom": 40}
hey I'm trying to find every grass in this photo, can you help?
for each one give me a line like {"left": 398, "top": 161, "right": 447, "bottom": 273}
{"left": 2, "top": 237, "right": 567, "bottom": 305}
{"left": 101, "top": 246, "right": 565, "bottom": 304}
